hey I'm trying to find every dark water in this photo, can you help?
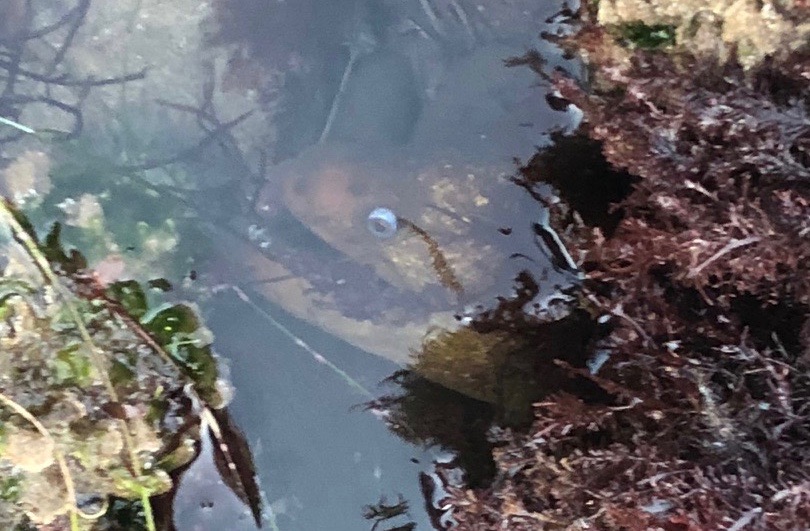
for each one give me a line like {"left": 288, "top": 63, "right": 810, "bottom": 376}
{"left": 1, "top": 0, "right": 581, "bottom": 529}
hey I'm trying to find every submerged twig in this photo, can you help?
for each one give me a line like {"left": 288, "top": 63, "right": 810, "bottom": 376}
{"left": 0, "top": 0, "right": 145, "bottom": 148}
{"left": 16, "top": 0, "right": 89, "bottom": 41}
{"left": 687, "top": 236, "right": 761, "bottom": 279}
{"left": 0, "top": 59, "right": 148, "bottom": 87}
{"left": 318, "top": 22, "right": 377, "bottom": 144}
{"left": 154, "top": 97, "right": 257, "bottom": 185}
{"left": 45, "top": 0, "right": 91, "bottom": 75}
{"left": 2, "top": 93, "right": 84, "bottom": 138}
{"left": 118, "top": 109, "right": 253, "bottom": 172}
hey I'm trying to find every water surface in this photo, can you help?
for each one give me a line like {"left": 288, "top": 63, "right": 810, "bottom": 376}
{"left": 0, "top": 1, "right": 582, "bottom": 529}
{"left": 198, "top": 1, "right": 581, "bottom": 527}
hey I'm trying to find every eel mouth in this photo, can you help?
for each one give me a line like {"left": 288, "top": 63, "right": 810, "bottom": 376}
{"left": 241, "top": 210, "right": 454, "bottom": 324}
{"left": 240, "top": 207, "right": 581, "bottom": 330}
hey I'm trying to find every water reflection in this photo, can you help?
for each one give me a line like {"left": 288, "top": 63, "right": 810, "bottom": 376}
{"left": 207, "top": 293, "right": 439, "bottom": 529}
{"left": 205, "top": 0, "right": 583, "bottom": 528}
{"left": 0, "top": 0, "right": 584, "bottom": 528}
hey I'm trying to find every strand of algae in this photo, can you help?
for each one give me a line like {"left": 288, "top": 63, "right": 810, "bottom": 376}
{"left": 0, "top": 199, "right": 157, "bottom": 531}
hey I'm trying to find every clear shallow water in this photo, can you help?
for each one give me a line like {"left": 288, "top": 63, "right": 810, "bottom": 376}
{"left": 194, "top": 0, "right": 581, "bottom": 523}
{"left": 203, "top": 292, "right": 438, "bottom": 530}
{"left": 1, "top": 0, "right": 581, "bottom": 529}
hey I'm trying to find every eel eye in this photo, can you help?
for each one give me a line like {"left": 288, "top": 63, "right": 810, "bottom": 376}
{"left": 366, "top": 207, "right": 398, "bottom": 239}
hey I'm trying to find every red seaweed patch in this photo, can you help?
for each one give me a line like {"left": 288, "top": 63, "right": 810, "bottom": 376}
{"left": 445, "top": 6, "right": 810, "bottom": 530}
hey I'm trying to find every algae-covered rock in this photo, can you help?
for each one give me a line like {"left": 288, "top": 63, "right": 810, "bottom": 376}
{"left": 445, "top": 3, "right": 810, "bottom": 530}
{"left": 0, "top": 203, "right": 230, "bottom": 529}
{"left": 596, "top": 0, "right": 810, "bottom": 67}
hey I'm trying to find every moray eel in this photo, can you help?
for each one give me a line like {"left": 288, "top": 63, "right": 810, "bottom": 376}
{"left": 244, "top": 142, "right": 576, "bottom": 367}
{"left": 242, "top": 47, "right": 576, "bottom": 363}
{"left": 213, "top": 6, "right": 581, "bottom": 399}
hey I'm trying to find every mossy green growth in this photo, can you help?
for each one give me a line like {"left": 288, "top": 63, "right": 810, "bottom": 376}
{"left": 0, "top": 279, "right": 35, "bottom": 307}
{"left": 0, "top": 422, "right": 7, "bottom": 455}
{"left": 0, "top": 474, "right": 22, "bottom": 503}
{"left": 108, "top": 356, "right": 137, "bottom": 387}
{"left": 103, "top": 280, "right": 223, "bottom": 405}
{"left": 50, "top": 344, "right": 94, "bottom": 387}
{"left": 106, "top": 280, "right": 149, "bottom": 320}
{"left": 104, "top": 498, "right": 150, "bottom": 530}
{"left": 0, "top": 279, "right": 35, "bottom": 321}
{"left": 616, "top": 22, "right": 676, "bottom": 49}
{"left": 110, "top": 468, "right": 173, "bottom": 500}
{"left": 0, "top": 205, "right": 215, "bottom": 528}
{"left": 142, "top": 303, "right": 221, "bottom": 406}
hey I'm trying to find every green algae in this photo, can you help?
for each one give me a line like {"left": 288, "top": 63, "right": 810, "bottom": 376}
{"left": 0, "top": 1, "right": 266, "bottom": 528}
{"left": 595, "top": 0, "right": 810, "bottom": 68}
{"left": 615, "top": 21, "right": 676, "bottom": 49}
{"left": 0, "top": 475, "right": 22, "bottom": 503}
{"left": 0, "top": 204, "right": 227, "bottom": 529}
{"left": 50, "top": 345, "right": 94, "bottom": 388}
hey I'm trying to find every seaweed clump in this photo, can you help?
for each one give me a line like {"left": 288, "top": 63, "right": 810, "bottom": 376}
{"left": 444, "top": 8, "right": 810, "bottom": 531}
{"left": 0, "top": 203, "right": 261, "bottom": 530}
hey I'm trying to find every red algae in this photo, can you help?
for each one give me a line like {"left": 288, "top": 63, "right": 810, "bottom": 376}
{"left": 445, "top": 4, "right": 810, "bottom": 530}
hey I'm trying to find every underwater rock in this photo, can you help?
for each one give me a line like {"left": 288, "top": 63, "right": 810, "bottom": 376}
{"left": 0, "top": 206, "right": 243, "bottom": 529}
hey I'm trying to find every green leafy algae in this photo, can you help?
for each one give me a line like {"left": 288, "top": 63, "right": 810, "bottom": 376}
{"left": 616, "top": 22, "right": 675, "bottom": 49}
{"left": 0, "top": 205, "right": 222, "bottom": 529}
